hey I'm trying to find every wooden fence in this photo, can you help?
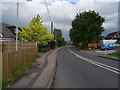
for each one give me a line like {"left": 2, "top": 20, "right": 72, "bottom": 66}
{"left": 1, "top": 41, "right": 38, "bottom": 80}
{"left": 1, "top": 41, "right": 37, "bottom": 52}
{"left": 88, "top": 43, "right": 99, "bottom": 48}
{"left": 115, "top": 46, "right": 120, "bottom": 53}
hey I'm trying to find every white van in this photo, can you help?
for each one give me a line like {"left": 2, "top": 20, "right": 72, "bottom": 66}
{"left": 99, "top": 40, "right": 117, "bottom": 47}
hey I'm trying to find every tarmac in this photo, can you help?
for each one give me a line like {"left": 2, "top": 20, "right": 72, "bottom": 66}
{"left": 11, "top": 48, "right": 60, "bottom": 88}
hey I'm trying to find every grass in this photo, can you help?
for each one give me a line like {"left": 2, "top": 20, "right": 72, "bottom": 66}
{"left": 2, "top": 54, "right": 40, "bottom": 88}
{"left": 107, "top": 53, "right": 120, "bottom": 56}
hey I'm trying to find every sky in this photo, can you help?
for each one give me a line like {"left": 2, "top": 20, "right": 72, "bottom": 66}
{"left": 0, "top": 0, "right": 119, "bottom": 41}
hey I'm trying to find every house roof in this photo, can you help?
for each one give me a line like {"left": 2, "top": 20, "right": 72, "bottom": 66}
{"left": 106, "top": 31, "right": 120, "bottom": 37}
{"left": 0, "top": 22, "right": 16, "bottom": 38}
{"left": 105, "top": 31, "right": 120, "bottom": 39}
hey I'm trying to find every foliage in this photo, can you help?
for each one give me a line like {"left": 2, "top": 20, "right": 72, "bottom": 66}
{"left": 2, "top": 79, "right": 9, "bottom": 88}
{"left": 57, "top": 37, "right": 66, "bottom": 46}
{"left": 37, "top": 43, "right": 51, "bottom": 52}
{"left": 53, "top": 29, "right": 66, "bottom": 47}
{"left": 69, "top": 10, "right": 105, "bottom": 49}
{"left": 53, "top": 29, "right": 62, "bottom": 40}
{"left": 18, "top": 15, "right": 54, "bottom": 45}
{"left": 39, "top": 47, "right": 51, "bottom": 52}
{"left": 48, "top": 40, "right": 56, "bottom": 49}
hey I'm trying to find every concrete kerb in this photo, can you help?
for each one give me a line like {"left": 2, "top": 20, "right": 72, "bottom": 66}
{"left": 81, "top": 50, "right": 119, "bottom": 61}
{"left": 32, "top": 48, "right": 61, "bottom": 88}
{"left": 47, "top": 48, "right": 61, "bottom": 88}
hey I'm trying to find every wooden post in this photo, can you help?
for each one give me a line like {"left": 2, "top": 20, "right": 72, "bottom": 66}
{"left": 36, "top": 41, "right": 37, "bottom": 47}
{"left": 8, "top": 41, "right": 10, "bottom": 52}
{"left": 22, "top": 41, "right": 23, "bottom": 49}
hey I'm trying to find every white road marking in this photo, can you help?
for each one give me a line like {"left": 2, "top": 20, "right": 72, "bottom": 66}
{"left": 68, "top": 48, "right": 120, "bottom": 74}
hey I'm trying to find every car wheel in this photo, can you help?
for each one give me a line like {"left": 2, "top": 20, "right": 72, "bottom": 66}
{"left": 101, "top": 49, "right": 105, "bottom": 51}
{"left": 104, "top": 48, "right": 107, "bottom": 50}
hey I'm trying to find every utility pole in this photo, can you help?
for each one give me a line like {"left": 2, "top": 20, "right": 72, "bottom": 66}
{"left": 16, "top": 0, "right": 33, "bottom": 51}
{"left": 51, "top": 21, "right": 53, "bottom": 34}
{"left": 16, "top": 0, "right": 19, "bottom": 51}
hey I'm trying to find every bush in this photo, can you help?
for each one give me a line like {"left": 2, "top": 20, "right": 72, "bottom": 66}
{"left": 37, "top": 43, "right": 51, "bottom": 52}
{"left": 39, "top": 47, "right": 51, "bottom": 52}
{"left": 48, "top": 40, "right": 56, "bottom": 49}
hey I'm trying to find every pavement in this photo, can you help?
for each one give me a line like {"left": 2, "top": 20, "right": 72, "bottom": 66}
{"left": 11, "top": 48, "right": 60, "bottom": 88}
{"left": 80, "top": 49, "right": 119, "bottom": 61}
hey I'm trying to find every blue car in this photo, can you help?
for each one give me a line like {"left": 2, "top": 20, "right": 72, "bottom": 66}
{"left": 100, "top": 43, "right": 120, "bottom": 50}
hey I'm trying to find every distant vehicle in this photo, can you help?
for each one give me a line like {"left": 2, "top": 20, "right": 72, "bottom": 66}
{"left": 99, "top": 40, "right": 117, "bottom": 47}
{"left": 100, "top": 43, "right": 120, "bottom": 50}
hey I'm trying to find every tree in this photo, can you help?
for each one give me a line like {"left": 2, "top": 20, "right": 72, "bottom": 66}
{"left": 18, "top": 15, "right": 54, "bottom": 45}
{"left": 69, "top": 10, "right": 105, "bottom": 49}
{"left": 57, "top": 37, "right": 66, "bottom": 46}
{"left": 53, "top": 29, "right": 66, "bottom": 46}
{"left": 53, "top": 29, "right": 62, "bottom": 40}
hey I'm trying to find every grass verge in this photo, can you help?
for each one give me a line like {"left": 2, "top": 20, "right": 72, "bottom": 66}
{"left": 2, "top": 54, "right": 40, "bottom": 88}
{"left": 107, "top": 53, "right": 120, "bottom": 56}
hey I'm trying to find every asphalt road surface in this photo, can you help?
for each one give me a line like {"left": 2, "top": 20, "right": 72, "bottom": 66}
{"left": 53, "top": 46, "right": 119, "bottom": 88}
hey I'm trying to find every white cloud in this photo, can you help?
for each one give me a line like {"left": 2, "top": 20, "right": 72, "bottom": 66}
{"left": 1, "top": 0, "right": 118, "bottom": 41}
{"left": 97, "top": 0, "right": 118, "bottom": 2}
{"left": 103, "top": 21, "right": 117, "bottom": 30}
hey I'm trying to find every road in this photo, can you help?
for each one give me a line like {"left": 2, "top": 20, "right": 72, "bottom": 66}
{"left": 53, "top": 46, "right": 119, "bottom": 88}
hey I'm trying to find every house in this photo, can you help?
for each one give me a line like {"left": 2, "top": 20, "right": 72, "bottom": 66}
{"left": 105, "top": 31, "right": 120, "bottom": 44}
{"left": 0, "top": 22, "right": 21, "bottom": 41}
{"left": 105, "top": 31, "right": 120, "bottom": 39}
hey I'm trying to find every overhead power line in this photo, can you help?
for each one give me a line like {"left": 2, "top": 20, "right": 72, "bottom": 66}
{"left": 44, "top": 0, "right": 52, "bottom": 22}
{"left": 44, "top": 0, "right": 55, "bottom": 34}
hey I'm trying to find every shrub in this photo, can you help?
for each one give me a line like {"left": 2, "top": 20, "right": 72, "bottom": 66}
{"left": 39, "top": 47, "right": 51, "bottom": 52}
{"left": 37, "top": 43, "right": 51, "bottom": 52}
{"left": 48, "top": 40, "right": 56, "bottom": 49}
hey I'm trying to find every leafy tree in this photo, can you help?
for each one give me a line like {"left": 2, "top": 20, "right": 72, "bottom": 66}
{"left": 53, "top": 29, "right": 62, "bottom": 40}
{"left": 57, "top": 37, "right": 66, "bottom": 46}
{"left": 69, "top": 10, "right": 105, "bottom": 49}
{"left": 53, "top": 29, "right": 66, "bottom": 46}
{"left": 18, "top": 15, "right": 54, "bottom": 45}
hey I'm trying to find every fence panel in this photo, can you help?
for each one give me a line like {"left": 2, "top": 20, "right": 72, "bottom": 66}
{"left": 2, "top": 41, "right": 37, "bottom": 52}
{"left": 115, "top": 46, "right": 120, "bottom": 53}
{"left": 2, "top": 41, "right": 38, "bottom": 80}
{"left": 2, "top": 47, "right": 38, "bottom": 80}
{"left": 88, "top": 43, "right": 99, "bottom": 48}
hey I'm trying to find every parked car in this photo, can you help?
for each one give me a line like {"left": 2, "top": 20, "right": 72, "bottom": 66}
{"left": 100, "top": 43, "right": 120, "bottom": 50}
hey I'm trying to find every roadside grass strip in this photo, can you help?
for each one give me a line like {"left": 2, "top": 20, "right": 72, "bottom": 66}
{"left": 107, "top": 53, "right": 120, "bottom": 56}
{"left": 68, "top": 48, "right": 120, "bottom": 74}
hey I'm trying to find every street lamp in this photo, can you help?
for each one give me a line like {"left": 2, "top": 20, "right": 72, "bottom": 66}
{"left": 16, "top": 0, "right": 32, "bottom": 51}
